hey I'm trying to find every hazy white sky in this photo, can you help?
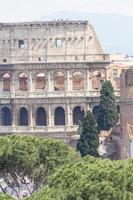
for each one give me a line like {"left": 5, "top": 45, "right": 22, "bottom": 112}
{"left": 0, "top": 0, "right": 133, "bottom": 22}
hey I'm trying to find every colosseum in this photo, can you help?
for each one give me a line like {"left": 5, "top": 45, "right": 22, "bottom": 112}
{"left": 0, "top": 20, "right": 112, "bottom": 147}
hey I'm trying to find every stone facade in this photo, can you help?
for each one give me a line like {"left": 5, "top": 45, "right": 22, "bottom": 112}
{"left": 0, "top": 20, "right": 111, "bottom": 147}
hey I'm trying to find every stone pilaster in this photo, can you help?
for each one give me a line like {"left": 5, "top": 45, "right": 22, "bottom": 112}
{"left": 48, "top": 105, "right": 54, "bottom": 126}
{"left": 66, "top": 70, "right": 70, "bottom": 91}
{"left": 47, "top": 70, "right": 54, "bottom": 92}
{"left": 29, "top": 71, "right": 33, "bottom": 92}
{"left": 29, "top": 105, "right": 33, "bottom": 130}
{"left": 67, "top": 104, "right": 73, "bottom": 126}
{"left": 86, "top": 69, "right": 91, "bottom": 91}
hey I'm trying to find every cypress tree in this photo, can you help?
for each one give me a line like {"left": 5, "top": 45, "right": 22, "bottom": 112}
{"left": 76, "top": 111, "right": 99, "bottom": 157}
{"left": 97, "top": 80, "right": 119, "bottom": 131}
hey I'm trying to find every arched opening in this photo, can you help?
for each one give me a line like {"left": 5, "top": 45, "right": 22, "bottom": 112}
{"left": 19, "top": 107, "right": 28, "bottom": 126}
{"left": 54, "top": 107, "right": 65, "bottom": 125}
{"left": 1, "top": 107, "right": 11, "bottom": 126}
{"left": 54, "top": 72, "right": 65, "bottom": 91}
{"left": 73, "top": 71, "right": 84, "bottom": 90}
{"left": 73, "top": 106, "right": 84, "bottom": 125}
{"left": 91, "top": 71, "right": 104, "bottom": 90}
{"left": 36, "top": 73, "right": 46, "bottom": 90}
{"left": 92, "top": 105, "right": 100, "bottom": 121}
{"left": 36, "top": 107, "right": 47, "bottom": 126}
{"left": 3, "top": 73, "right": 10, "bottom": 91}
{"left": 19, "top": 73, "right": 28, "bottom": 91}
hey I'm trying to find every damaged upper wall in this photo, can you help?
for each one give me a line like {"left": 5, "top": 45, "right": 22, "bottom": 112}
{"left": 0, "top": 20, "right": 108, "bottom": 64}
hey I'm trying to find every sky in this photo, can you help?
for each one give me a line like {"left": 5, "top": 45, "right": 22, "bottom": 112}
{"left": 0, "top": 0, "right": 133, "bottom": 22}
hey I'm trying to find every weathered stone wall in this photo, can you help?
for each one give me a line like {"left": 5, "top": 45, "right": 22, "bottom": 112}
{"left": 0, "top": 20, "right": 110, "bottom": 147}
{"left": 0, "top": 20, "right": 107, "bottom": 64}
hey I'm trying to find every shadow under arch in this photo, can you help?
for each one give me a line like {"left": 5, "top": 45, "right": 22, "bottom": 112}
{"left": 1, "top": 106, "right": 11, "bottom": 126}
{"left": 36, "top": 107, "right": 47, "bottom": 126}
{"left": 54, "top": 107, "right": 65, "bottom": 125}
{"left": 19, "top": 107, "right": 28, "bottom": 126}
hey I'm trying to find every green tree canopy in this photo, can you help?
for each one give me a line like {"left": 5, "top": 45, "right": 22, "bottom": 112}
{"left": 76, "top": 111, "right": 99, "bottom": 157}
{"left": 97, "top": 80, "right": 119, "bottom": 131}
{"left": 0, "top": 135, "right": 78, "bottom": 199}
{"left": 28, "top": 157, "right": 133, "bottom": 200}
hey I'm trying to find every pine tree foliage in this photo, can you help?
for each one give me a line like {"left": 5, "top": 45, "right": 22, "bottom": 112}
{"left": 76, "top": 111, "right": 99, "bottom": 157}
{"left": 28, "top": 157, "right": 133, "bottom": 200}
{"left": 97, "top": 80, "right": 119, "bottom": 131}
{"left": 0, "top": 135, "right": 78, "bottom": 199}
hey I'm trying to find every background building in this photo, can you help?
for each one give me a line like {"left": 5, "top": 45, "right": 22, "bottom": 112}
{"left": 120, "top": 68, "right": 133, "bottom": 159}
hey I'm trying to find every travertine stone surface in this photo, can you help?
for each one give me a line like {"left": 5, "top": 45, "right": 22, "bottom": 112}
{"left": 0, "top": 20, "right": 110, "bottom": 147}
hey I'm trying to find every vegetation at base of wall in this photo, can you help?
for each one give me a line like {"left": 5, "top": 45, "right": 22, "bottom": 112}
{"left": 76, "top": 111, "right": 99, "bottom": 157}
{"left": 0, "top": 194, "right": 14, "bottom": 200}
{"left": 27, "top": 156, "right": 133, "bottom": 200}
{"left": 97, "top": 80, "right": 119, "bottom": 131}
{"left": 0, "top": 135, "right": 78, "bottom": 199}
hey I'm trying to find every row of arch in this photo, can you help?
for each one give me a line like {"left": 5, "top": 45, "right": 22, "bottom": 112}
{"left": 1, "top": 105, "right": 119, "bottom": 126}
{"left": 0, "top": 106, "right": 85, "bottom": 126}
{"left": 2, "top": 71, "right": 105, "bottom": 91}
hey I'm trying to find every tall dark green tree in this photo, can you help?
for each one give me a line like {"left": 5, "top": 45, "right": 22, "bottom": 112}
{"left": 76, "top": 111, "right": 99, "bottom": 157}
{"left": 97, "top": 80, "right": 119, "bottom": 131}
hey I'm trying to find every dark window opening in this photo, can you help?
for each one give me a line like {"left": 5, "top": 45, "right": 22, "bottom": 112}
{"left": 38, "top": 57, "right": 43, "bottom": 61}
{"left": 3, "top": 59, "right": 7, "bottom": 63}
{"left": 54, "top": 107, "right": 65, "bottom": 125}
{"left": 19, "top": 107, "right": 28, "bottom": 126}
{"left": 36, "top": 107, "right": 47, "bottom": 126}
{"left": 1, "top": 107, "right": 11, "bottom": 126}
{"left": 19, "top": 40, "right": 25, "bottom": 48}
